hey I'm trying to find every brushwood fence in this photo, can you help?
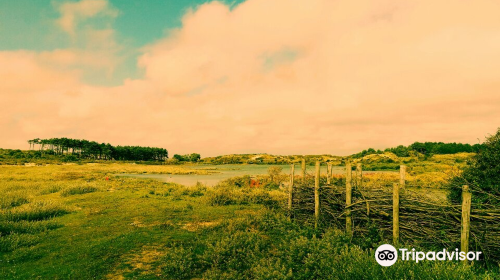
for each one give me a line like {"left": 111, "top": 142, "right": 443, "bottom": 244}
{"left": 287, "top": 161, "right": 500, "bottom": 264}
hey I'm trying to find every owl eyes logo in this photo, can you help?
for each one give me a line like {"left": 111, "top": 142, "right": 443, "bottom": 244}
{"left": 378, "top": 250, "right": 396, "bottom": 261}
{"left": 375, "top": 244, "right": 398, "bottom": 266}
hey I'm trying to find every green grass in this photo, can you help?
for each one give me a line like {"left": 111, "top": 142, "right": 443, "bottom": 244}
{"left": 0, "top": 164, "right": 497, "bottom": 279}
{"left": 0, "top": 192, "right": 29, "bottom": 209}
{"left": 60, "top": 185, "right": 99, "bottom": 197}
{"left": 1, "top": 201, "right": 71, "bottom": 222}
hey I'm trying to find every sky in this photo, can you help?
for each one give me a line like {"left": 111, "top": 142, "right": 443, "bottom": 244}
{"left": 1, "top": 0, "right": 499, "bottom": 157}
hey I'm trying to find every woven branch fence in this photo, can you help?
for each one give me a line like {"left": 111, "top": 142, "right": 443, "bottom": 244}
{"left": 287, "top": 160, "right": 500, "bottom": 264}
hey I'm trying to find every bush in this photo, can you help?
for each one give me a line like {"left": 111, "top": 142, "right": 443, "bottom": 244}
{"left": 202, "top": 231, "right": 269, "bottom": 276}
{"left": 268, "top": 166, "right": 283, "bottom": 183}
{"left": 159, "top": 246, "right": 202, "bottom": 279}
{"left": 204, "top": 188, "right": 244, "bottom": 206}
{"left": 218, "top": 176, "right": 251, "bottom": 188}
{"left": 448, "top": 128, "right": 500, "bottom": 204}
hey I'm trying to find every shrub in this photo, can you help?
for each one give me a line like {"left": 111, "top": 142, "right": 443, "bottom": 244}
{"left": 218, "top": 176, "right": 251, "bottom": 188}
{"left": 247, "top": 189, "right": 285, "bottom": 209}
{"left": 159, "top": 246, "right": 202, "bottom": 279}
{"left": 204, "top": 188, "right": 243, "bottom": 206}
{"left": 268, "top": 166, "right": 283, "bottom": 183}
{"left": 448, "top": 128, "right": 500, "bottom": 204}
{"left": 201, "top": 231, "right": 269, "bottom": 278}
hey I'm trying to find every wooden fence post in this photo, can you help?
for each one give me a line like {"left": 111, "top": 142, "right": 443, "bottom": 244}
{"left": 301, "top": 158, "right": 306, "bottom": 179}
{"left": 314, "top": 161, "right": 320, "bottom": 229}
{"left": 288, "top": 164, "right": 294, "bottom": 211}
{"left": 326, "top": 163, "right": 332, "bottom": 185}
{"left": 461, "top": 185, "right": 471, "bottom": 263}
{"left": 356, "top": 163, "right": 362, "bottom": 187}
{"left": 393, "top": 183, "right": 400, "bottom": 245}
{"left": 400, "top": 165, "right": 406, "bottom": 188}
{"left": 346, "top": 162, "right": 352, "bottom": 236}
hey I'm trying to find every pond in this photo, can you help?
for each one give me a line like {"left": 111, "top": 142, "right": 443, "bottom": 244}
{"left": 116, "top": 164, "right": 392, "bottom": 186}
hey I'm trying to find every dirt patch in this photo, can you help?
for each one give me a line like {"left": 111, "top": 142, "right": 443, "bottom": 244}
{"left": 106, "top": 245, "right": 165, "bottom": 279}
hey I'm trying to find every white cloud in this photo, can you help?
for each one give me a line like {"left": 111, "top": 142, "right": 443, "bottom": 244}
{"left": 57, "top": 0, "right": 118, "bottom": 36}
{"left": 2, "top": 0, "right": 500, "bottom": 156}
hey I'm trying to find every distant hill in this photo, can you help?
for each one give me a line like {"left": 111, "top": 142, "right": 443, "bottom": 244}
{"left": 200, "top": 154, "right": 344, "bottom": 165}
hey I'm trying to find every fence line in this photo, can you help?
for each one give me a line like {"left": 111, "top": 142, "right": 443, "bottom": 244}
{"left": 287, "top": 161, "right": 489, "bottom": 263}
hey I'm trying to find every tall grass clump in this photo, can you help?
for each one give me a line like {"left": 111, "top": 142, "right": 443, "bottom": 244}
{"left": 38, "top": 184, "right": 63, "bottom": 195}
{"left": 0, "top": 220, "right": 62, "bottom": 235}
{"left": 203, "top": 187, "right": 285, "bottom": 208}
{"left": 0, "top": 233, "right": 40, "bottom": 252}
{"left": 163, "top": 183, "right": 208, "bottom": 199}
{"left": 204, "top": 187, "right": 244, "bottom": 206}
{"left": 1, "top": 200, "right": 70, "bottom": 222}
{"left": 0, "top": 192, "right": 29, "bottom": 209}
{"left": 61, "top": 185, "right": 99, "bottom": 197}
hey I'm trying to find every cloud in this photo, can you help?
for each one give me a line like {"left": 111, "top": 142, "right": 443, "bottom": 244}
{"left": 57, "top": 0, "right": 118, "bottom": 36}
{"left": 129, "top": 0, "right": 500, "bottom": 154}
{"left": 54, "top": 0, "right": 121, "bottom": 80}
{"left": 2, "top": 0, "right": 500, "bottom": 156}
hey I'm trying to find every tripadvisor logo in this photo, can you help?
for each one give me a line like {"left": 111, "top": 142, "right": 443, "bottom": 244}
{"left": 375, "top": 244, "right": 482, "bottom": 267}
{"left": 375, "top": 244, "right": 398, "bottom": 266}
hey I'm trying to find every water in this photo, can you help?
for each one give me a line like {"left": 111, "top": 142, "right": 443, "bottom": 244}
{"left": 115, "top": 164, "right": 386, "bottom": 186}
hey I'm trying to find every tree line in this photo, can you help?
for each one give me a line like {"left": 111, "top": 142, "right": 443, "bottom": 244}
{"left": 27, "top": 138, "right": 168, "bottom": 161}
{"left": 352, "top": 142, "right": 484, "bottom": 158}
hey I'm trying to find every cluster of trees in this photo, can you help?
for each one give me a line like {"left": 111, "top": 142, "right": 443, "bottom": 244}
{"left": 352, "top": 142, "right": 484, "bottom": 158}
{"left": 27, "top": 138, "right": 168, "bottom": 161}
{"left": 173, "top": 153, "right": 201, "bottom": 162}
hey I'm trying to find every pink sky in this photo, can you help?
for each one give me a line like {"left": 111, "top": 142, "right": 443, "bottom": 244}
{"left": 1, "top": 0, "right": 500, "bottom": 156}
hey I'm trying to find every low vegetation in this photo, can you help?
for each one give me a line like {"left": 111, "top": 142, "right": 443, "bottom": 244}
{"left": 1, "top": 132, "right": 499, "bottom": 279}
{"left": 0, "top": 163, "right": 498, "bottom": 279}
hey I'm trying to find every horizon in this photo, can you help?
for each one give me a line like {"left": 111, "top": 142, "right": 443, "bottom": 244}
{"left": 5, "top": 136, "right": 484, "bottom": 158}
{"left": 2, "top": 0, "right": 499, "bottom": 157}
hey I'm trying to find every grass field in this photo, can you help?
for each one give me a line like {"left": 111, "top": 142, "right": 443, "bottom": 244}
{"left": 0, "top": 163, "right": 497, "bottom": 279}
